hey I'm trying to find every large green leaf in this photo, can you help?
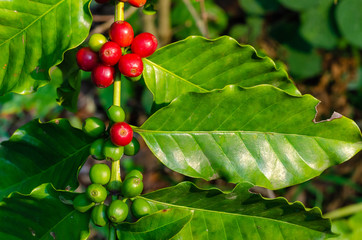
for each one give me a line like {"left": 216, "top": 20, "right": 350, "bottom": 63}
{"left": 0, "top": 183, "right": 90, "bottom": 240}
{"left": 239, "top": 0, "right": 280, "bottom": 15}
{"left": 117, "top": 208, "right": 193, "bottom": 240}
{"left": 141, "top": 182, "right": 333, "bottom": 239}
{"left": 143, "top": 36, "right": 300, "bottom": 106}
{"left": 278, "top": 0, "right": 318, "bottom": 11}
{"left": 136, "top": 85, "right": 362, "bottom": 189}
{"left": 0, "top": 119, "right": 93, "bottom": 200}
{"left": 0, "top": 0, "right": 92, "bottom": 95}
{"left": 336, "top": 0, "right": 362, "bottom": 48}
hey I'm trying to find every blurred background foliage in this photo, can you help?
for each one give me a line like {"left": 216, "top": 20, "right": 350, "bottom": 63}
{"left": 1, "top": 0, "right": 362, "bottom": 237}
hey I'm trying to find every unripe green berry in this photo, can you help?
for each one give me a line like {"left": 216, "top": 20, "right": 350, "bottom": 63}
{"left": 73, "top": 193, "right": 95, "bottom": 213}
{"left": 88, "top": 33, "right": 107, "bottom": 52}
{"left": 125, "top": 169, "right": 143, "bottom": 181}
{"left": 91, "top": 204, "right": 109, "bottom": 227}
{"left": 124, "top": 138, "right": 140, "bottom": 156}
{"left": 103, "top": 139, "right": 124, "bottom": 161}
{"left": 121, "top": 176, "right": 143, "bottom": 198}
{"left": 86, "top": 183, "right": 108, "bottom": 203}
{"left": 125, "top": 74, "right": 142, "bottom": 82}
{"left": 89, "top": 164, "right": 111, "bottom": 185}
{"left": 82, "top": 117, "right": 105, "bottom": 138}
{"left": 90, "top": 138, "right": 105, "bottom": 160}
{"left": 107, "top": 200, "right": 128, "bottom": 224}
{"left": 107, "top": 105, "right": 126, "bottom": 123}
{"left": 131, "top": 198, "right": 152, "bottom": 218}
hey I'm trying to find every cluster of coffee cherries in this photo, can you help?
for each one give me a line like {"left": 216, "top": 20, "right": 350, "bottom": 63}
{"left": 73, "top": 168, "right": 152, "bottom": 227}
{"left": 76, "top": 20, "right": 158, "bottom": 88}
{"left": 95, "top": 0, "right": 147, "bottom": 8}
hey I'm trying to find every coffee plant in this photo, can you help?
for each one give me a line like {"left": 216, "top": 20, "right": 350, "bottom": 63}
{"left": 0, "top": 0, "right": 361, "bottom": 239}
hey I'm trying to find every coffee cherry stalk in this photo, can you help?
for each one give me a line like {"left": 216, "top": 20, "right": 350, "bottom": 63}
{"left": 73, "top": 1, "right": 156, "bottom": 237}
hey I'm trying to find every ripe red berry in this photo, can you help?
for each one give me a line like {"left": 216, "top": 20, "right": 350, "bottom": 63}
{"left": 131, "top": 33, "right": 158, "bottom": 58}
{"left": 91, "top": 64, "right": 115, "bottom": 88}
{"left": 128, "top": 0, "right": 147, "bottom": 8}
{"left": 118, "top": 54, "right": 143, "bottom": 78}
{"left": 109, "top": 21, "right": 134, "bottom": 47}
{"left": 110, "top": 122, "right": 133, "bottom": 146}
{"left": 99, "top": 41, "right": 122, "bottom": 66}
{"left": 76, "top": 47, "right": 99, "bottom": 71}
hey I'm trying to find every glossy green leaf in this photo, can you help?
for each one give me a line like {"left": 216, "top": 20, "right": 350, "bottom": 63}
{"left": 54, "top": 48, "right": 82, "bottom": 112}
{"left": 136, "top": 85, "right": 362, "bottom": 189}
{"left": 143, "top": 36, "right": 300, "bottom": 106}
{"left": 117, "top": 208, "right": 193, "bottom": 240}
{"left": 0, "top": 0, "right": 92, "bottom": 95}
{"left": 278, "top": 0, "right": 318, "bottom": 11}
{"left": 300, "top": 0, "right": 338, "bottom": 50}
{"left": 0, "top": 118, "right": 93, "bottom": 200}
{"left": 0, "top": 183, "right": 90, "bottom": 240}
{"left": 336, "top": 0, "right": 362, "bottom": 48}
{"left": 141, "top": 182, "right": 333, "bottom": 239}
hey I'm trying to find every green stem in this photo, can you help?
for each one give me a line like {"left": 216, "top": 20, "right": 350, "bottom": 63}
{"left": 113, "top": 71, "right": 122, "bottom": 107}
{"left": 107, "top": 159, "right": 123, "bottom": 193}
{"left": 115, "top": 2, "right": 125, "bottom": 22}
{"left": 324, "top": 202, "right": 362, "bottom": 220}
{"left": 109, "top": 225, "right": 117, "bottom": 240}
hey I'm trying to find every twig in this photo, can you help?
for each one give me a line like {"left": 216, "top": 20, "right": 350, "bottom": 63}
{"left": 158, "top": 0, "right": 172, "bottom": 47}
{"left": 198, "top": 0, "right": 209, "bottom": 38}
{"left": 182, "top": 0, "right": 208, "bottom": 37}
{"left": 90, "top": 7, "right": 138, "bottom": 35}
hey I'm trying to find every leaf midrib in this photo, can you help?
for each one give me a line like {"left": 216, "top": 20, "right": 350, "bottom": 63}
{"left": 144, "top": 58, "right": 208, "bottom": 92}
{"left": 0, "top": 143, "right": 91, "bottom": 196}
{"left": 0, "top": 0, "right": 65, "bottom": 48}
{"left": 136, "top": 128, "right": 360, "bottom": 143}
{"left": 141, "top": 197, "right": 328, "bottom": 235}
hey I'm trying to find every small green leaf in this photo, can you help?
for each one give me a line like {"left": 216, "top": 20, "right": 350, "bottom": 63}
{"left": 239, "top": 0, "right": 280, "bottom": 15}
{"left": 117, "top": 208, "right": 193, "bottom": 240}
{"left": 336, "top": 0, "right": 362, "bottom": 48}
{"left": 54, "top": 48, "right": 82, "bottom": 112}
{"left": 142, "top": 182, "right": 333, "bottom": 239}
{"left": 0, "top": 119, "right": 93, "bottom": 200}
{"left": 300, "top": 0, "right": 338, "bottom": 50}
{"left": 136, "top": 85, "right": 362, "bottom": 189}
{"left": 278, "top": 0, "right": 319, "bottom": 11}
{"left": 143, "top": 36, "right": 300, "bottom": 106}
{"left": 0, "top": 184, "right": 90, "bottom": 240}
{"left": 0, "top": 0, "right": 92, "bottom": 95}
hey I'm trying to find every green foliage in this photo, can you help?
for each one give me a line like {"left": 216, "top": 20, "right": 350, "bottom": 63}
{"left": 0, "top": 184, "right": 90, "bottom": 240}
{"left": 141, "top": 182, "right": 333, "bottom": 239}
{"left": 0, "top": 0, "right": 92, "bottom": 96}
{"left": 330, "top": 211, "right": 362, "bottom": 240}
{"left": 144, "top": 36, "right": 299, "bottom": 106}
{"left": 137, "top": 85, "right": 362, "bottom": 189}
{"left": 0, "top": 119, "right": 92, "bottom": 200}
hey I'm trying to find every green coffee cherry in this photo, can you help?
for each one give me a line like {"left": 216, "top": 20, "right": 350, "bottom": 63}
{"left": 121, "top": 176, "right": 143, "bottom": 198}
{"left": 91, "top": 204, "right": 109, "bottom": 227}
{"left": 107, "top": 105, "right": 126, "bottom": 123}
{"left": 86, "top": 183, "right": 108, "bottom": 203}
{"left": 124, "top": 138, "right": 140, "bottom": 156}
{"left": 125, "top": 169, "right": 143, "bottom": 181}
{"left": 88, "top": 33, "right": 107, "bottom": 52}
{"left": 89, "top": 164, "right": 111, "bottom": 185}
{"left": 107, "top": 200, "right": 128, "bottom": 224}
{"left": 131, "top": 198, "right": 152, "bottom": 218}
{"left": 125, "top": 74, "right": 142, "bottom": 82}
{"left": 82, "top": 117, "right": 106, "bottom": 138}
{"left": 73, "top": 193, "right": 95, "bottom": 213}
{"left": 90, "top": 138, "right": 105, "bottom": 160}
{"left": 103, "top": 139, "right": 124, "bottom": 161}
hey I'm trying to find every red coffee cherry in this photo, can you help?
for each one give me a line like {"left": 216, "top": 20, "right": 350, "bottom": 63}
{"left": 110, "top": 122, "right": 133, "bottom": 146}
{"left": 131, "top": 33, "right": 158, "bottom": 58}
{"left": 99, "top": 41, "right": 122, "bottom": 66}
{"left": 128, "top": 0, "right": 147, "bottom": 8}
{"left": 76, "top": 47, "right": 99, "bottom": 71}
{"left": 109, "top": 21, "right": 134, "bottom": 47}
{"left": 118, "top": 54, "right": 143, "bottom": 78}
{"left": 91, "top": 64, "right": 115, "bottom": 88}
